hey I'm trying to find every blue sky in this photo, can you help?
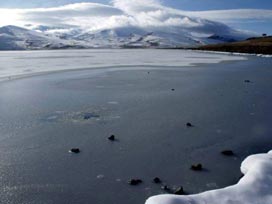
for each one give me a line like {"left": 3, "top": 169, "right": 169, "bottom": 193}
{"left": 167, "top": 0, "right": 272, "bottom": 10}
{"left": 0, "top": 0, "right": 272, "bottom": 34}
{"left": 1, "top": 0, "right": 272, "bottom": 10}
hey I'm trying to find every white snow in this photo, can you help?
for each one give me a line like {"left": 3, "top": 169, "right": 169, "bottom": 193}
{"left": 0, "top": 49, "right": 246, "bottom": 81}
{"left": 146, "top": 150, "right": 272, "bottom": 204}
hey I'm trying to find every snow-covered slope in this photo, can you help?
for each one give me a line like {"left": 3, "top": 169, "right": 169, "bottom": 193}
{"left": 0, "top": 26, "right": 87, "bottom": 50}
{"left": 146, "top": 150, "right": 272, "bottom": 204}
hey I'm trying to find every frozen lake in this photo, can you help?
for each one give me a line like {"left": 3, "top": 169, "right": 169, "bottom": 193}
{"left": 0, "top": 50, "right": 271, "bottom": 204}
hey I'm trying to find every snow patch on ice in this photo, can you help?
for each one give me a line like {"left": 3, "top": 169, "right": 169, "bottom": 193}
{"left": 146, "top": 150, "right": 272, "bottom": 204}
{"left": 0, "top": 49, "right": 246, "bottom": 81}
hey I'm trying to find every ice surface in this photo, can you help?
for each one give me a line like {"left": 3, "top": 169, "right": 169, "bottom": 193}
{"left": 0, "top": 49, "right": 246, "bottom": 81}
{"left": 146, "top": 150, "right": 272, "bottom": 204}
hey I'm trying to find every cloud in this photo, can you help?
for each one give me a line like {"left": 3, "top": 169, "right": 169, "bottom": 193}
{"left": 0, "top": 1, "right": 207, "bottom": 31}
{"left": 0, "top": 3, "right": 125, "bottom": 29}
{"left": 0, "top": 0, "right": 271, "bottom": 34}
{"left": 112, "top": 0, "right": 162, "bottom": 13}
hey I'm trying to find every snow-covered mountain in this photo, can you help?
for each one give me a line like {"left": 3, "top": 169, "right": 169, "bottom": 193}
{"left": 0, "top": 24, "right": 251, "bottom": 50}
{"left": 0, "top": 1, "right": 254, "bottom": 50}
{"left": 62, "top": 22, "right": 247, "bottom": 48}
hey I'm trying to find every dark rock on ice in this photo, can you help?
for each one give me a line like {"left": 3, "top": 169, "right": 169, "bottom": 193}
{"left": 70, "top": 148, "right": 80, "bottom": 153}
{"left": 186, "top": 122, "right": 193, "bottom": 127}
{"left": 174, "top": 186, "right": 185, "bottom": 195}
{"left": 191, "top": 163, "right": 203, "bottom": 171}
{"left": 221, "top": 150, "right": 234, "bottom": 156}
{"left": 153, "top": 177, "right": 161, "bottom": 184}
{"left": 108, "top": 135, "right": 116, "bottom": 141}
{"left": 128, "top": 179, "right": 143, "bottom": 186}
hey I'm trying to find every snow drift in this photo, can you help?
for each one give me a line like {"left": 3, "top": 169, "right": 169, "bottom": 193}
{"left": 0, "top": 0, "right": 253, "bottom": 49}
{"left": 146, "top": 150, "right": 272, "bottom": 204}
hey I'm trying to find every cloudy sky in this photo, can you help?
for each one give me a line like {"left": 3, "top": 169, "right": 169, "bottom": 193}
{"left": 0, "top": 0, "right": 271, "bottom": 34}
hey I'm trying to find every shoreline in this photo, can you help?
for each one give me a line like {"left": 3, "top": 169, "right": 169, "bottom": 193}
{"left": 193, "top": 49, "right": 272, "bottom": 58}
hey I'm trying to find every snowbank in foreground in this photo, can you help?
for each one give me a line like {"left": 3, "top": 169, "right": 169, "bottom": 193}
{"left": 146, "top": 150, "right": 272, "bottom": 204}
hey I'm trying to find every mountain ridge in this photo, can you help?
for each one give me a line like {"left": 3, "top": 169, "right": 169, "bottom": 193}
{"left": 0, "top": 23, "right": 252, "bottom": 50}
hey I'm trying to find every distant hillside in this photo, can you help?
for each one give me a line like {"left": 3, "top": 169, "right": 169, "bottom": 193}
{"left": 197, "top": 36, "right": 272, "bottom": 55}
